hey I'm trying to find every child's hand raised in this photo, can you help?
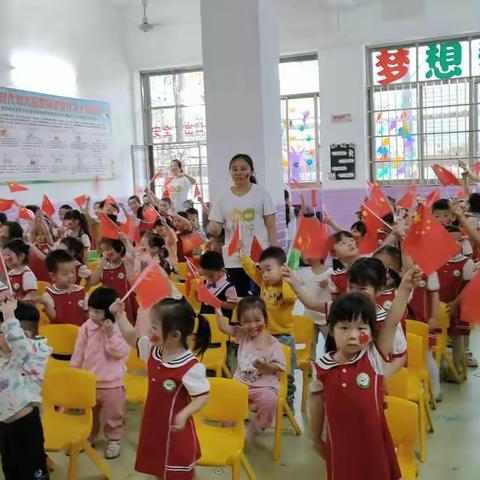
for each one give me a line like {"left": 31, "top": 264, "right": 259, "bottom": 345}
{"left": 399, "top": 267, "right": 423, "bottom": 291}
{"left": 0, "top": 294, "right": 17, "bottom": 318}
{"left": 109, "top": 299, "right": 125, "bottom": 317}
{"left": 281, "top": 265, "right": 295, "bottom": 285}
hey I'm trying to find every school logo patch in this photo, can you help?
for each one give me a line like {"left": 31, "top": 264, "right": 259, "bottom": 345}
{"left": 118, "top": 272, "right": 125, "bottom": 280}
{"left": 453, "top": 269, "right": 461, "bottom": 277}
{"left": 163, "top": 379, "right": 177, "bottom": 392}
{"left": 356, "top": 372, "right": 370, "bottom": 389}
{"left": 383, "top": 300, "right": 392, "bottom": 311}
{"left": 13, "top": 283, "right": 20, "bottom": 290}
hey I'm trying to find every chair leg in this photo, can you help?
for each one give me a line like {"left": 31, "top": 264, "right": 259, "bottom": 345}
{"left": 273, "top": 401, "right": 283, "bottom": 461}
{"left": 222, "top": 362, "right": 232, "bottom": 378}
{"left": 46, "top": 456, "right": 56, "bottom": 472}
{"left": 301, "top": 369, "right": 308, "bottom": 413}
{"left": 418, "top": 399, "right": 427, "bottom": 463}
{"left": 283, "top": 403, "right": 302, "bottom": 435}
{"left": 232, "top": 458, "right": 241, "bottom": 480}
{"left": 427, "top": 379, "right": 437, "bottom": 410}
{"left": 68, "top": 447, "right": 79, "bottom": 480}
{"left": 424, "top": 396, "right": 434, "bottom": 434}
{"left": 240, "top": 451, "right": 257, "bottom": 480}
{"left": 83, "top": 441, "right": 113, "bottom": 479}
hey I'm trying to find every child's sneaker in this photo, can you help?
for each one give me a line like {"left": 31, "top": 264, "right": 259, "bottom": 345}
{"left": 104, "top": 441, "right": 121, "bottom": 459}
{"left": 467, "top": 351, "right": 478, "bottom": 368}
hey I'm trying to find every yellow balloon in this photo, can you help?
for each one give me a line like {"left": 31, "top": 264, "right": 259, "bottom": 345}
{"left": 282, "top": 160, "right": 289, "bottom": 167}
{"left": 288, "top": 136, "right": 297, "bottom": 141}
{"left": 382, "top": 138, "right": 390, "bottom": 146}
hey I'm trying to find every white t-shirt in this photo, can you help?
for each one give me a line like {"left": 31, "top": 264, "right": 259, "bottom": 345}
{"left": 209, "top": 184, "right": 277, "bottom": 268}
{"left": 65, "top": 230, "right": 91, "bottom": 250}
{"left": 295, "top": 266, "right": 333, "bottom": 325}
{"left": 167, "top": 176, "right": 193, "bottom": 212}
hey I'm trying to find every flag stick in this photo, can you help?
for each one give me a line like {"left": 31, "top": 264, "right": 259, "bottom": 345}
{"left": 361, "top": 203, "right": 393, "bottom": 231}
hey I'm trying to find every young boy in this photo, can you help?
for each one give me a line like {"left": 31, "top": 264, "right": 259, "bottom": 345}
{"left": 186, "top": 207, "right": 208, "bottom": 242}
{"left": 197, "top": 251, "right": 238, "bottom": 319}
{"left": 38, "top": 250, "right": 88, "bottom": 326}
{"left": 0, "top": 293, "right": 52, "bottom": 479}
{"left": 240, "top": 245, "right": 297, "bottom": 405}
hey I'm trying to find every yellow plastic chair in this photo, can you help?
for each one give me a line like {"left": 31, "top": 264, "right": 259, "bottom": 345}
{"left": 432, "top": 302, "right": 463, "bottom": 383}
{"left": 39, "top": 324, "right": 80, "bottom": 367}
{"left": 174, "top": 281, "right": 187, "bottom": 297}
{"left": 200, "top": 314, "right": 232, "bottom": 378}
{"left": 406, "top": 319, "right": 437, "bottom": 409}
{"left": 42, "top": 367, "right": 112, "bottom": 480}
{"left": 37, "top": 280, "right": 51, "bottom": 296}
{"left": 273, "top": 344, "right": 302, "bottom": 461}
{"left": 293, "top": 315, "right": 315, "bottom": 413}
{"left": 124, "top": 348, "right": 148, "bottom": 405}
{"left": 87, "top": 261, "right": 99, "bottom": 272}
{"left": 386, "top": 363, "right": 433, "bottom": 463}
{"left": 87, "top": 283, "right": 102, "bottom": 297}
{"left": 385, "top": 395, "right": 419, "bottom": 480}
{"left": 175, "top": 262, "right": 187, "bottom": 281}
{"left": 195, "top": 378, "right": 256, "bottom": 480}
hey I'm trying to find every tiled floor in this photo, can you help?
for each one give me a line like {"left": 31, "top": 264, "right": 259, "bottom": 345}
{"left": 2, "top": 336, "right": 480, "bottom": 479}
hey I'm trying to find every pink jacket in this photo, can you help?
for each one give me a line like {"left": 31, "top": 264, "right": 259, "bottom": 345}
{"left": 70, "top": 319, "right": 130, "bottom": 388}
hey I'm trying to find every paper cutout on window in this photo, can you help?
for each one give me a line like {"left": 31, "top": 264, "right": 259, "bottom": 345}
{"left": 375, "top": 48, "right": 410, "bottom": 84}
{"left": 426, "top": 42, "right": 463, "bottom": 80}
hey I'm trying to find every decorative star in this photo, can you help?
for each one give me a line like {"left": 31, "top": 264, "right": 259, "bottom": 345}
{"left": 413, "top": 213, "right": 422, "bottom": 223}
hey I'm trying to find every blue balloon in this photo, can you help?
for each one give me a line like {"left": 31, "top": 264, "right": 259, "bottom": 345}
{"left": 306, "top": 158, "right": 313, "bottom": 166}
{"left": 397, "top": 127, "right": 403, "bottom": 137}
{"left": 293, "top": 162, "right": 299, "bottom": 168}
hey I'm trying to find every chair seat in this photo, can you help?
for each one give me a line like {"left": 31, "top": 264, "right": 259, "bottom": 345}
{"left": 125, "top": 372, "right": 148, "bottom": 404}
{"left": 196, "top": 423, "right": 244, "bottom": 465}
{"left": 43, "top": 411, "right": 91, "bottom": 451}
{"left": 404, "top": 372, "right": 423, "bottom": 403}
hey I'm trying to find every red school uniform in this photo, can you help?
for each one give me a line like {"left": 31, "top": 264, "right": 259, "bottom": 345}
{"left": 8, "top": 266, "right": 38, "bottom": 300}
{"left": 312, "top": 346, "right": 401, "bottom": 480}
{"left": 329, "top": 269, "right": 348, "bottom": 298}
{"left": 136, "top": 337, "right": 210, "bottom": 479}
{"left": 43, "top": 284, "right": 87, "bottom": 326}
{"left": 101, "top": 262, "right": 137, "bottom": 326}
{"left": 29, "top": 242, "right": 51, "bottom": 282}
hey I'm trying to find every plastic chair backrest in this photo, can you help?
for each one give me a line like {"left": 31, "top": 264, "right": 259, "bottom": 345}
{"left": 386, "top": 367, "right": 409, "bottom": 399}
{"left": 293, "top": 314, "right": 315, "bottom": 344}
{"left": 176, "top": 262, "right": 187, "bottom": 279}
{"left": 406, "top": 320, "right": 429, "bottom": 352}
{"left": 127, "top": 348, "right": 147, "bottom": 372}
{"left": 43, "top": 367, "right": 96, "bottom": 410}
{"left": 174, "top": 282, "right": 187, "bottom": 297}
{"left": 87, "top": 261, "right": 99, "bottom": 272}
{"left": 437, "top": 302, "right": 450, "bottom": 330}
{"left": 278, "top": 344, "right": 291, "bottom": 399}
{"left": 202, "top": 314, "right": 229, "bottom": 344}
{"left": 39, "top": 324, "right": 80, "bottom": 356}
{"left": 87, "top": 283, "right": 102, "bottom": 297}
{"left": 406, "top": 333, "right": 425, "bottom": 371}
{"left": 197, "top": 377, "right": 248, "bottom": 424}
{"left": 37, "top": 281, "right": 51, "bottom": 296}
{"left": 385, "top": 395, "right": 418, "bottom": 445}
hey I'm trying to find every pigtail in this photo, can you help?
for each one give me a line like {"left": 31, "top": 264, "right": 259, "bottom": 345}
{"left": 324, "top": 333, "right": 337, "bottom": 353}
{"left": 193, "top": 314, "right": 211, "bottom": 356}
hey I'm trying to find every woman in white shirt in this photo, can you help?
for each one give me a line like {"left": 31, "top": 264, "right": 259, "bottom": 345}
{"left": 208, "top": 154, "right": 278, "bottom": 296}
{"left": 166, "top": 160, "right": 197, "bottom": 212}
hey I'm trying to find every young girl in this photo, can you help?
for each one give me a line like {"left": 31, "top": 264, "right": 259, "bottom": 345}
{"left": 28, "top": 212, "right": 55, "bottom": 282}
{"left": 111, "top": 297, "right": 211, "bottom": 480}
{"left": 70, "top": 287, "right": 129, "bottom": 460}
{"left": 373, "top": 245, "right": 402, "bottom": 312}
{"left": 328, "top": 231, "right": 360, "bottom": 297}
{"left": 216, "top": 296, "right": 285, "bottom": 442}
{"left": 311, "top": 268, "right": 420, "bottom": 480}
{"left": 3, "top": 239, "right": 38, "bottom": 301}
{"left": 59, "top": 237, "right": 92, "bottom": 284}
{"left": 63, "top": 209, "right": 91, "bottom": 263}
{"left": 295, "top": 255, "right": 332, "bottom": 358}
{"left": 89, "top": 238, "right": 137, "bottom": 326}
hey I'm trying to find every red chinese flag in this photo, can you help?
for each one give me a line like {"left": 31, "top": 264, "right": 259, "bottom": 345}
{"left": 74, "top": 194, "right": 87, "bottom": 208}
{"left": 0, "top": 199, "right": 15, "bottom": 212}
{"left": 460, "top": 272, "right": 480, "bottom": 325}
{"left": 162, "top": 177, "right": 173, "bottom": 198}
{"left": 365, "top": 183, "right": 392, "bottom": 218}
{"left": 424, "top": 188, "right": 441, "bottom": 208}
{"left": 41, "top": 195, "right": 55, "bottom": 216}
{"left": 250, "top": 235, "right": 263, "bottom": 263}
{"left": 228, "top": 222, "right": 240, "bottom": 256}
{"left": 431, "top": 164, "right": 460, "bottom": 187}
{"left": 18, "top": 206, "right": 35, "bottom": 221}
{"left": 99, "top": 213, "right": 121, "bottom": 240}
{"left": 151, "top": 168, "right": 164, "bottom": 184}
{"left": 360, "top": 205, "right": 384, "bottom": 231}
{"left": 182, "top": 232, "right": 203, "bottom": 256}
{"left": 143, "top": 207, "right": 160, "bottom": 224}
{"left": 292, "top": 216, "right": 329, "bottom": 259}
{"left": 8, "top": 182, "right": 28, "bottom": 193}
{"left": 197, "top": 282, "right": 222, "bottom": 309}
{"left": 403, "top": 205, "right": 459, "bottom": 276}
{"left": 472, "top": 162, "right": 480, "bottom": 174}
{"left": 185, "top": 258, "right": 200, "bottom": 297}
{"left": 120, "top": 217, "right": 141, "bottom": 244}
{"left": 129, "top": 262, "right": 170, "bottom": 309}
{"left": 290, "top": 179, "right": 304, "bottom": 189}
{"left": 358, "top": 211, "right": 380, "bottom": 254}
{"left": 193, "top": 184, "right": 201, "bottom": 198}
{"left": 396, "top": 186, "right": 417, "bottom": 210}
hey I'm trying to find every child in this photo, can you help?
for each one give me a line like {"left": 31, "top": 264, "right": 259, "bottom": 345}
{"left": 59, "top": 237, "right": 92, "bottom": 284}
{"left": 295, "top": 255, "right": 332, "bottom": 358}
{"left": 89, "top": 238, "right": 137, "bottom": 326}
{"left": 240, "top": 246, "right": 297, "bottom": 406}
{"left": 111, "top": 297, "right": 210, "bottom": 480}
{"left": 0, "top": 221, "right": 24, "bottom": 248}
{"left": 28, "top": 213, "right": 55, "bottom": 282}
{"left": 186, "top": 207, "right": 207, "bottom": 242}
{"left": 198, "top": 251, "right": 238, "bottom": 319}
{"left": 63, "top": 209, "right": 91, "bottom": 263}
{"left": 216, "top": 297, "right": 285, "bottom": 442}
{"left": 70, "top": 287, "right": 129, "bottom": 459}
{"left": 172, "top": 211, "right": 195, "bottom": 262}
{"left": 152, "top": 218, "right": 178, "bottom": 267}
{"left": 0, "top": 294, "right": 52, "bottom": 480}
{"left": 328, "top": 231, "right": 360, "bottom": 297}
{"left": 3, "top": 239, "right": 38, "bottom": 301}
{"left": 311, "top": 268, "right": 420, "bottom": 480}
{"left": 373, "top": 245, "right": 403, "bottom": 311}
{"left": 39, "top": 250, "right": 88, "bottom": 326}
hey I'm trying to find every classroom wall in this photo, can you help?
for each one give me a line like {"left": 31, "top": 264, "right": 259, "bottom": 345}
{"left": 0, "top": 0, "right": 135, "bottom": 205}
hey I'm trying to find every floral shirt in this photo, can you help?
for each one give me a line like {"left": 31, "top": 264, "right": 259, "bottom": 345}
{"left": 0, "top": 317, "right": 52, "bottom": 422}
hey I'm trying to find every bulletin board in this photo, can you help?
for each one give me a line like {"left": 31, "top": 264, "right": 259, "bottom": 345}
{"left": 0, "top": 86, "right": 115, "bottom": 183}
{"left": 330, "top": 143, "right": 356, "bottom": 180}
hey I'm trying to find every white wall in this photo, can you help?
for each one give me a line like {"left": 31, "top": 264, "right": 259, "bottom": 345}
{"left": 0, "top": 0, "right": 135, "bottom": 205}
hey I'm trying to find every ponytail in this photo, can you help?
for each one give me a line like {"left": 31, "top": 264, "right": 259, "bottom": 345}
{"left": 324, "top": 332, "right": 336, "bottom": 353}
{"left": 193, "top": 314, "right": 211, "bottom": 356}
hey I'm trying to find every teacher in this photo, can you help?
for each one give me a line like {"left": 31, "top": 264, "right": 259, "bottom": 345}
{"left": 208, "top": 153, "right": 278, "bottom": 296}
{"left": 166, "top": 159, "right": 197, "bottom": 212}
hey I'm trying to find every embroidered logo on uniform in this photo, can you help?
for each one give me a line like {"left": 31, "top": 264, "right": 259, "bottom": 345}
{"left": 356, "top": 372, "right": 370, "bottom": 389}
{"left": 453, "top": 269, "right": 461, "bottom": 277}
{"left": 383, "top": 300, "right": 392, "bottom": 311}
{"left": 13, "top": 283, "right": 19, "bottom": 290}
{"left": 118, "top": 272, "right": 125, "bottom": 279}
{"left": 163, "top": 379, "right": 177, "bottom": 392}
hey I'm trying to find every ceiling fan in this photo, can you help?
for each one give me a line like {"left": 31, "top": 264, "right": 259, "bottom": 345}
{"left": 138, "top": 0, "right": 162, "bottom": 32}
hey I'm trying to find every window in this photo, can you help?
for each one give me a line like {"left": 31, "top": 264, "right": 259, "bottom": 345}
{"left": 140, "top": 69, "right": 208, "bottom": 200}
{"left": 280, "top": 55, "right": 321, "bottom": 185}
{"left": 367, "top": 35, "right": 480, "bottom": 184}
